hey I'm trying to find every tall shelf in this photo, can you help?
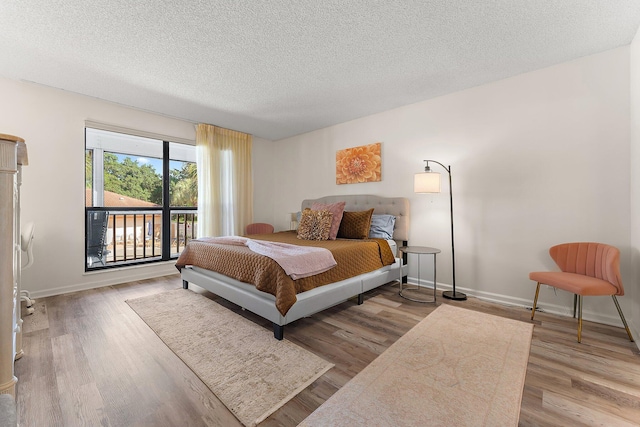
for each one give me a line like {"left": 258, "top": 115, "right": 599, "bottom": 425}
{"left": 0, "top": 133, "right": 28, "bottom": 397}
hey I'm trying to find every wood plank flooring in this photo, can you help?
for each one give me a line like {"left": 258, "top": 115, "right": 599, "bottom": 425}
{"left": 15, "top": 274, "right": 640, "bottom": 426}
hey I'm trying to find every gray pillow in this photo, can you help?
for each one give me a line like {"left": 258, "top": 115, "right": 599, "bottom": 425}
{"left": 369, "top": 214, "right": 396, "bottom": 239}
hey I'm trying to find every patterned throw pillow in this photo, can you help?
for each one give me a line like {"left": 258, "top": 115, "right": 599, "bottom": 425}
{"left": 311, "top": 201, "right": 345, "bottom": 240}
{"left": 297, "top": 208, "right": 334, "bottom": 241}
{"left": 337, "top": 209, "right": 375, "bottom": 239}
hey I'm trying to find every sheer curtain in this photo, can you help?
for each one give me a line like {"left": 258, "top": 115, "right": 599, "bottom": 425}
{"left": 196, "top": 124, "right": 253, "bottom": 237}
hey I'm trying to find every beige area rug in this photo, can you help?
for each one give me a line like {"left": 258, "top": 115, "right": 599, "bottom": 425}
{"left": 299, "top": 304, "right": 533, "bottom": 427}
{"left": 126, "top": 289, "right": 333, "bottom": 427}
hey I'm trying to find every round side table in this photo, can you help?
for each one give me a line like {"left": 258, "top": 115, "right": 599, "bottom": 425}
{"left": 399, "top": 246, "right": 441, "bottom": 303}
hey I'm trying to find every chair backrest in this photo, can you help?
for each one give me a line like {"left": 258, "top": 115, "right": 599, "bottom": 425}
{"left": 245, "top": 223, "right": 274, "bottom": 235}
{"left": 20, "top": 222, "right": 35, "bottom": 270}
{"left": 549, "top": 242, "right": 623, "bottom": 295}
{"left": 87, "top": 211, "right": 109, "bottom": 258}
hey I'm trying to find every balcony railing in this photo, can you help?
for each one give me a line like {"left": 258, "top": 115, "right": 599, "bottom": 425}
{"left": 170, "top": 209, "right": 198, "bottom": 255}
{"left": 86, "top": 208, "right": 197, "bottom": 269}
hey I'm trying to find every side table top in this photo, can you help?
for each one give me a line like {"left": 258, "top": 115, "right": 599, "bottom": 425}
{"left": 399, "top": 246, "right": 441, "bottom": 255}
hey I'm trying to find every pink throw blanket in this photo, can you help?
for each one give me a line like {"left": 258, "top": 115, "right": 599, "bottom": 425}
{"left": 201, "top": 236, "right": 337, "bottom": 280}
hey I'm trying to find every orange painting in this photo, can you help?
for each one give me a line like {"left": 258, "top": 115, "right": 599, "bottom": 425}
{"left": 336, "top": 142, "right": 381, "bottom": 185}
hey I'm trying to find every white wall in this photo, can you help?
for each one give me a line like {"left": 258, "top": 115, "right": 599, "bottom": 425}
{"left": 629, "top": 27, "right": 640, "bottom": 342}
{"left": 252, "top": 137, "right": 277, "bottom": 225}
{"left": 0, "top": 79, "right": 177, "bottom": 297}
{"left": 263, "top": 47, "right": 632, "bottom": 326}
{"left": 0, "top": 76, "right": 275, "bottom": 299}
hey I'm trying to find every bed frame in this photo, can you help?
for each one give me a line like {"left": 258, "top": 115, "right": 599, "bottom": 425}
{"left": 181, "top": 195, "right": 410, "bottom": 339}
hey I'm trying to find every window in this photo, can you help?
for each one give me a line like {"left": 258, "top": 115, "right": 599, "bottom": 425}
{"left": 85, "top": 127, "right": 197, "bottom": 270}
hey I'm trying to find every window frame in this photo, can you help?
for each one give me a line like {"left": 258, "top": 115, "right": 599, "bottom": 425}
{"left": 85, "top": 126, "right": 197, "bottom": 271}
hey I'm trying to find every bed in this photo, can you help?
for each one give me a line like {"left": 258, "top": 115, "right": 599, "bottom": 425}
{"left": 179, "top": 195, "right": 410, "bottom": 339}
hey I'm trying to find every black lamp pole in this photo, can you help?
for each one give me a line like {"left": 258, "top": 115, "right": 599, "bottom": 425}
{"left": 424, "top": 160, "right": 466, "bottom": 301}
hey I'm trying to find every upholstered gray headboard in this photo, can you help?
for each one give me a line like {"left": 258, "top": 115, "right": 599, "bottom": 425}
{"left": 301, "top": 195, "right": 410, "bottom": 242}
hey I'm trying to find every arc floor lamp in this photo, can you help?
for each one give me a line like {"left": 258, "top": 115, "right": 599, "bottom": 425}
{"left": 414, "top": 160, "right": 467, "bottom": 301}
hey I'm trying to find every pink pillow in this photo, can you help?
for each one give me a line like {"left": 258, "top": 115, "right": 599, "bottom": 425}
{"left": 311, "top": 201, "right": 345, "bottom": 240}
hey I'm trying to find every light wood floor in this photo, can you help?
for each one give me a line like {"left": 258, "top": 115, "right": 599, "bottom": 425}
{"left": 15, "top": 274, "right": 640, "bottom": 426}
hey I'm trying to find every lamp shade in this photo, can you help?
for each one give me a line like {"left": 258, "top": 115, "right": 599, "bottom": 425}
{"left": 414, "top": 171, "right": 441, "bottom": 193}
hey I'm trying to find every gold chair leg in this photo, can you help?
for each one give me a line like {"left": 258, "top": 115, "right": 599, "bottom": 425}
{"left": 577, "top": 295, "right": 583, "bottom": 343}
{"left": 612, "top": 296, "right": 635, "bottom": 342}
{"left": 531, "top": 282, "right": 541, "bottom": 320}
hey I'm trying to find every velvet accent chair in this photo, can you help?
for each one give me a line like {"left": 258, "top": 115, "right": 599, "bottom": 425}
{"left": 245, "top": 223, "right": 274, "bottom": 235}
{"left": 529, "top": 242, "right": 634, "bottom": 343}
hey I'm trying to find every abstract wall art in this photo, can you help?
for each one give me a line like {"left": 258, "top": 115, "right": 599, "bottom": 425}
{"left": 336, "top": 142, "right": 381, "bottom": 185}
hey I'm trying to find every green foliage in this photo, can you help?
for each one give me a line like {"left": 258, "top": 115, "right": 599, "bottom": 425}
{"left": 98, "top": 153, "right": 197, "bottom": 207}
{"left": 170, "top": 162, "right": 198, "bottom": 207}
{"left": 85, "top": 150, "right": 93, "bottom": 189}
{"left": 104, "top": 153, "right": 163, "bottom": 204}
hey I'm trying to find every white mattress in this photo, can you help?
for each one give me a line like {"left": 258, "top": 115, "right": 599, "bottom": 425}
{"left": 387, "top": 239, "right": 398, "bottom": 256}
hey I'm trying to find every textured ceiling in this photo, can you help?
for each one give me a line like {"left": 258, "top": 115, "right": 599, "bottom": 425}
{"left": 1, "top": 1, "right": 639, "bottom": 140}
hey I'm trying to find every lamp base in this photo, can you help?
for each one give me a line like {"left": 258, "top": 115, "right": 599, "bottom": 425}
{"left": 442, "top": 290, "right": 467, "bottom": 301}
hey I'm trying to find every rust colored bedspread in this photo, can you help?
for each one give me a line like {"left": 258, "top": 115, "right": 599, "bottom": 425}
{"left": 175, "top": 231, "right": 395, "bottom": 316}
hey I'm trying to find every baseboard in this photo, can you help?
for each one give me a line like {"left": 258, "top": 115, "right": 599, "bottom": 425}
{"left": 29, "top": 263, "right": 179, "bottom": 299}
{"left": 412, "top": 276, "right": 628, "bottom": 329}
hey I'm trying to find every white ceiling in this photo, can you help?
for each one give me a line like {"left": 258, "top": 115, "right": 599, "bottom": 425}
{"left": 1, "top": 1, "right": 639, "bottom": 141}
